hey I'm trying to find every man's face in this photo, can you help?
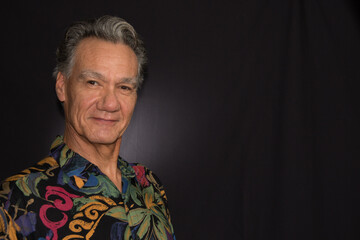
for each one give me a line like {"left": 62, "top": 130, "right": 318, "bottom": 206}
{"left": 56, "top": 37, "right": 138, "bottom": 146}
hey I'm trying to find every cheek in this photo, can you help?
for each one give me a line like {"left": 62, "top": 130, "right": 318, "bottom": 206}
{"left": 68, "top": 94, "right": 97, "bottom": 120}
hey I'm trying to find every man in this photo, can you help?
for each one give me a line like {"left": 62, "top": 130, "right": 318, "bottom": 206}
{"left": 0, "top": 16, "right": 175, "bottom": 239}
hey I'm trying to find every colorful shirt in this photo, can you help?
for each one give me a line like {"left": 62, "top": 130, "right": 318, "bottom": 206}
{"left": 0, "top": 136, "right": 175, "bottom": 240}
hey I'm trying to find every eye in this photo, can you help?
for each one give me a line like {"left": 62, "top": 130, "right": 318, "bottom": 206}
{"left": 118, "top": 84, "right": 136, "bottom": 95}
{"left": 87, "top": 80, "right": 99, "bottom": 86}
{"left": 120, "top": 85, "right": 131, "bottom": 90}
{"left": 119, "top": 84, "right": 135, "bottom": 91}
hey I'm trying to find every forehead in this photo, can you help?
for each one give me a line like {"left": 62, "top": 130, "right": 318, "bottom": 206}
{"left": 72, "top": 37, "right": 138, "bottom": 77}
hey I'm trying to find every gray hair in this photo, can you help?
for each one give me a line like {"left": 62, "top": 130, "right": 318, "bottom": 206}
{"left": 53, "top": 15, "right": 147, "bottom": 89}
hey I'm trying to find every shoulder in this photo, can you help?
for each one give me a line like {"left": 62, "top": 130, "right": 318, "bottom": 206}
{"left": 0, "top": 156, "right": 59, "bottom": 203}
{"left": 0, "top": 157, "right": 59, "bottom": 238}
{"left": 122, "top": 161, "right": 176, "bottom": 237}
{"left": 129, "top": 162, "right": 165, "bottom": 190}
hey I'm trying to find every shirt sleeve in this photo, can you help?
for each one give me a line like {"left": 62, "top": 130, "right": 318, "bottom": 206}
{"left": 0, "top": 181, "right": 22, "bottom": 239}
{"left": 131, "top": 164, "right": 176, "bottom": 239}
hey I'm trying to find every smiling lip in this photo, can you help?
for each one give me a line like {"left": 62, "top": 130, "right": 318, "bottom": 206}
{"left": 91, "top": 117, "right": 119, "bottom": 124}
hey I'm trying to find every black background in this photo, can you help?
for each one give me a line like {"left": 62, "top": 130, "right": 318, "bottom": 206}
{"left": 1, "top": 1, "right": 359, "bottom": 239}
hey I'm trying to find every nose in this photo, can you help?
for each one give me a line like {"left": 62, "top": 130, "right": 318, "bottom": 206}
{"left": 97, "top": 88, "right": 120, "bottom": 112}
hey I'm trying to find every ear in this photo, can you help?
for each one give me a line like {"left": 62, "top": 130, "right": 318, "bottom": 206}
{"left": 55, "top": 72, "right": 66, "bottom": 102}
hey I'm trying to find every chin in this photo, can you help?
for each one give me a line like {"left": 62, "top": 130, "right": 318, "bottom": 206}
{"left": 86, "top": 133, "right": 121, "bottom": 145}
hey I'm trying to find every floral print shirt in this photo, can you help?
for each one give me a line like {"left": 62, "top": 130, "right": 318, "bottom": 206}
{"left": 0, "top": 136, "right": 175, "bottom": 240}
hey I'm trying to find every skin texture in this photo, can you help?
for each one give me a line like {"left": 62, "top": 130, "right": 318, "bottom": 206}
{"left": 55, "top": 37, "right": 138, "bottom": 191}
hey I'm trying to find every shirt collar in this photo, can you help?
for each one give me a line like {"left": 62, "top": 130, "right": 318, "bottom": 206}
{"left": 49, "top": 136, "right": 136, "bottom": 189}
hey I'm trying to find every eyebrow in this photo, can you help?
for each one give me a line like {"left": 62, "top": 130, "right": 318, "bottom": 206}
{"left": 78, "top": 70, "right": 137, "bottom": 85}
{"left": 79, "top": 70, "right": 105, "bottom": 81}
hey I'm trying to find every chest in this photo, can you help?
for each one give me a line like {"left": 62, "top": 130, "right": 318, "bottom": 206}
{"left": 11, "top": 181, "right": 165, "bottom": 240}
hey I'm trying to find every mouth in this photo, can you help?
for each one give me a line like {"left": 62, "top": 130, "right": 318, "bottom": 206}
{"left": 91, "top": 117, "right": 119, "bottom": 125}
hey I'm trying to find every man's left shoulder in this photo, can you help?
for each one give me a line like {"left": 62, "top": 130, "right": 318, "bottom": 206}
{"left": 127, "top": 162, "right": 165, "bottom": 190}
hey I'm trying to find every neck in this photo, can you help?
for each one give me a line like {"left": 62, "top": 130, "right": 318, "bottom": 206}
{"left": 63, "top": 127, "right": 122, "bottom": 189}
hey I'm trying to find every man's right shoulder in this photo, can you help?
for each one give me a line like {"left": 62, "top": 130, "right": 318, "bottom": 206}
{"left": 0, "top": 156, "right": 59, "bottom": 202}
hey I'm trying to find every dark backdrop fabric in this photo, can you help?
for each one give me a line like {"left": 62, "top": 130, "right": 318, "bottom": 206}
{"left": 0, "top": 1, "right": 359, "bottom": 239}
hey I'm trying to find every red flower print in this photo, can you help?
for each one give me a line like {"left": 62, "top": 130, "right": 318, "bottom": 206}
{"left": 133, "top": 165, "right": 150, "bottom": 187}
